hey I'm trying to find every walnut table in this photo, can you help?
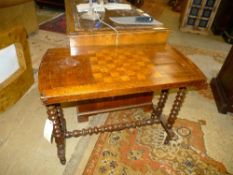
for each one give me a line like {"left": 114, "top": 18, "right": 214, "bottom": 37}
{"left": 38, "top": 44, "right": 206, "bottom": 164}
{"left": 65, "top": 0, "right": 171, "bottom": 119}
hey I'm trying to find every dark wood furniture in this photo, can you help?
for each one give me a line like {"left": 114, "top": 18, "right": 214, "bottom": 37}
{"left": 211, "top": 0, "right": 233, "bottom": 44}
{"left": 38, "top": 0, "right": 207, "bottom": 165}
{"left": 35, "top": 0, "right": 64, "bottom": 8}
{"left": 168, "top": 0, "right": 184, "bottom": 12}
{"left": 211, "top": 46, "right": 233, "bottom": 114}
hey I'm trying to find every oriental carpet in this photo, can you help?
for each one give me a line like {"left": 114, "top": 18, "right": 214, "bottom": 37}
{"left": 81, "top": 109, "right": 230, "bottom": 175}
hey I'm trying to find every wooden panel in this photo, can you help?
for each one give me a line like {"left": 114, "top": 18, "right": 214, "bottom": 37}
{"left": 77, "top": 92, "right": 153, "bottom": 121}
{"left": 38, "top": 44, "right": 207, "bottom": 105}
{"left": 211, "top": 46, "right": 233, "bottom": 113}
{"left": 69, "top": 29, "right": 170, "bottom": 55}
{"left": 0, "top": 26, "right": 34, "bottom": 112}
{"left": 65, "top": 0, "right": 170, "bottom": 55}
{"left": 69, "top": 29, "right": 170, "bottom": 54}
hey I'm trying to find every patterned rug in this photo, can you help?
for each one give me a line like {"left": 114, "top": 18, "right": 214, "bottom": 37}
{"left": 82, "top": 109, "right": 231, "bottom": 175}
{"left": 39, "top": 13, "right": 66, "bottom": 34}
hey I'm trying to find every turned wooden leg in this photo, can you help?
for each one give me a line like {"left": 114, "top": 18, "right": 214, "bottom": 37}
{"left": 151, "top": 90, "right": 169, "bottom": 120}
{"left": 47, "top": 104, "right": 66, "bottom": 165}
{"left": 164, "top": 87, "right": 186, "bottom": 144}
{"left": 56, "top": 105, "right": 66, "bottom": 132}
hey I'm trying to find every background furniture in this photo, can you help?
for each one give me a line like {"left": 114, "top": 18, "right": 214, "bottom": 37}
{"left": 168, "top": 0, "right": 184, "bottom": 12}
{"left": 0, "top": 0, "right": 38, "bottom": 34}
{"left": 127, "top": 0, "right": 144, "bottom": 7}
{"left": 211, "top": 46, "right": 233, "bottom": 114}
{"left": 211, "top": 0, "right": 233, "bottom": 44}
{"left": 0, "top": 26, "right": 34, "bottom": 112}
{"left": 35, "top": 0, "right": 65, "bottom": 8}
{"left": 180, "top": 0, "right": 221, "bottom": 34}
{"left": 35, "top": 0, "right": 144, "bottom": 8}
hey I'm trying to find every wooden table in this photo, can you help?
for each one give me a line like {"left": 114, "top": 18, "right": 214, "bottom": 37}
{"left": 38, "top": 0, "right": 207, "bottom": 165}
{"left": 65, "top": 0, "right": 170, "bottom": 55}
{"left": 38, "top": 44, "right": 206, "bottom": 164}
{"left": 64, "top": 0, "right": 172, "bottom": 120}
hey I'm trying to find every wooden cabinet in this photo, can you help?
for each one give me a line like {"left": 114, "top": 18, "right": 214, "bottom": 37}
{"left": 211, "top": 0, "right": 233, "bottom": 44}
{"left": 211, "top": 46, "right": 233, "bottom": 114}
{"left": 180, "top": 0, "right": 221, "bottom": 34}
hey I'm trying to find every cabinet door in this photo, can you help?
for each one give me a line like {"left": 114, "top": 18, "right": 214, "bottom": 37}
{"left": 180, "top": 0, "right": 221, "bottom": 34}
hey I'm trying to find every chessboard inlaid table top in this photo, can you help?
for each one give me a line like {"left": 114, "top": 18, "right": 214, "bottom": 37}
{"left": 38, "top": 44, "right": 206, "bottom": 105}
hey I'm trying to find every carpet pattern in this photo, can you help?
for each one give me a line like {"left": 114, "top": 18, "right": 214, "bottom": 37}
{"left": 83, "top": 109, "right": 230, "bottom": 175}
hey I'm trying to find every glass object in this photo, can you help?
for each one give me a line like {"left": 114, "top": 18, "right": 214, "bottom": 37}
{"left": 187, "top": 17, "right": 196, "bottom": 25}
{"left": 202, "top": 9, "right": 212, "bottom": 17}
{"left": 199, "top": 19, "right": 208, "bottom": 27}
{"left": 190, "top": 7, "right": 199, "bottom": 16}
{"left": 206, "top": 0, "right": 215, "bottom": 7}
{"left": 81, "top": 0, "right": 103, "bottom": 21}
{"left": 193, "top": 0, "right": 201, "bottom": 5}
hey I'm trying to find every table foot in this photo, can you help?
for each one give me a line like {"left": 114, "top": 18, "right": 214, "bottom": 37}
{"left": 57, "top": 144, "right": 66, "bottom": 165}
{"left": 164, "top": 130, "right": 176, "bottom": 144}
{"left": 163, "top": 87, "right": 186, "bottom": 144}
{"left": 47, "top": 104, "right": 66, "bottom": 165}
